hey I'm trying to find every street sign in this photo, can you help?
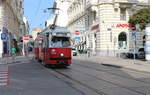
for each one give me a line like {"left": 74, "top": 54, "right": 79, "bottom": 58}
{"left": 1, "top": 33, "right": 7, "bottom": 40}
{"left": 74, "top": 37, "right": 81, "bottom": 42}
{"left": 23, "top": 35, "right": 29, "bottom": 40}
{"left": 132, "top": 32, "right": 136, "bottom": 39}
{"left": 75, "top": 30, "right": 80, "bottom": 35}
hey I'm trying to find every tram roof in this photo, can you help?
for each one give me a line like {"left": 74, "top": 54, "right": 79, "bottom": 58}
{"left": 41, "top": 26, "right": 70, "bottom": 34}
{"left": 52, "top": 26, "right": 70, "bottom": 33}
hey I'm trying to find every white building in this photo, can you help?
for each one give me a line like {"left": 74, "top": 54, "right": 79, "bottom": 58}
{"left": 0, "top": 0, "right": 24, "bottom": 57}
{"left": 23, "top": 17, "right": 30, "bottom": 35}
{"left": 67, "top": 0, "right": 150, "bottom": 56}
{"left": 45, "top": 18, "right": 55, "bottom": 27}
{"left": 55, "top": 0, "right": 70, "bottom": 27}
{"left": 32, "top": 28, "right": 42, "bottom": 40}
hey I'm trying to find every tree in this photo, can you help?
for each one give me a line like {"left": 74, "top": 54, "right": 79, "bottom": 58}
{"left": 129, "top": 7, "right": 150, "bottom": 29}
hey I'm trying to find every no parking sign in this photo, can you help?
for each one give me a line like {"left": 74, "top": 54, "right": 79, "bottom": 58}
{"left": 1, "top": 33, "right": 7, "bottom": 41}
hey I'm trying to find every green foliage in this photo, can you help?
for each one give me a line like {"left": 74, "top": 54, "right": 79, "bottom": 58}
{"left": 129, "top": 7, "right": 150, "bottom": 29}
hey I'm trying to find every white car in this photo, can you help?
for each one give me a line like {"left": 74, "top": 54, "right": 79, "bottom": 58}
{"left": 72, "top": 48, "right": 77, "bottom": 56}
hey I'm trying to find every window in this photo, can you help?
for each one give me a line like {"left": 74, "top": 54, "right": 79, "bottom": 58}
{"left": 120, "top": 8, "right": 126, "bottom": 20}
{"left": 118, "top": 32, "right": 127, "bottom": 49}
{"left": 93, "top": 11, "right": 97, "bottom": 21}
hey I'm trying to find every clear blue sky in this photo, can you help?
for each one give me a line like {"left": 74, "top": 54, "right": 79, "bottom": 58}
{"left": 24, "top": 0, "right": 55, "bottom": 33}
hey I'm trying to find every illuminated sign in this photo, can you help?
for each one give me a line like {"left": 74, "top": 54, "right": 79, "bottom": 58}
{"left": 112, "top": 24, "right": 135, "bottom": 29}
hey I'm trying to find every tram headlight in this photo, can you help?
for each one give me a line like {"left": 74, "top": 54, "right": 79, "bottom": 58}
{"left": 60, "top": 53, "right": 64, "bottom": 57}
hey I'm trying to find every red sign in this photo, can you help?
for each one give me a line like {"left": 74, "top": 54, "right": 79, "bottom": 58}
{"left": 23, "top": 35, "right": 29, "bottom": 40}
{"left": 75, "top": 30, "right": 80, "bottom": 35}
{"left": 112, "top": 24, "right": 135, "bottom": 28}
{"left": 111, "top": 24, "right": 136, "bottom": 31}
{"left": 91, "top": 24, "right": 99, "bottom": 30}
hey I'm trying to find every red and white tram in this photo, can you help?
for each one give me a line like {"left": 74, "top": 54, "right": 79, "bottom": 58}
{"left": 34, "top": 26, "right": 72, "bottom": 67}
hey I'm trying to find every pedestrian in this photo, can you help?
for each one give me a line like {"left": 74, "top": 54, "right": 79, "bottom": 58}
{"left": 11, "top": 46, "right": 17, "bottom": 62}
{"left": 87, "top": 47, "right": 90, "bottom": 57}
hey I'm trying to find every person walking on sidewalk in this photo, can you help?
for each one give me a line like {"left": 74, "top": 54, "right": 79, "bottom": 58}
{"left": 11, "top": 46, "right": 17, "bottom": 62}
{"left": 87, "top": 47, "right": 90, "bottom": 57}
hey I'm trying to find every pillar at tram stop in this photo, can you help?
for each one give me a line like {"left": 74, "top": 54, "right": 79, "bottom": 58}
{"left": 145, "top": 23, "right": 150, "bottom": 61}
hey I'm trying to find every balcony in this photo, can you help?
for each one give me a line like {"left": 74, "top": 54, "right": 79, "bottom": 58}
{"left": 85, "top": 0, "right": 98, "bottom": 10}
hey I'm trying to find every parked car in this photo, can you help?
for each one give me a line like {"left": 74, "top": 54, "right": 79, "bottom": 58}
{"left": 72, "top": 48, "right": 77, "bottom": 56}
{"left": 126, "top": 47, "right": 145, "bottom": 59}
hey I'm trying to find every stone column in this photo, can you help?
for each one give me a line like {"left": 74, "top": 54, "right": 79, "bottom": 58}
{"left": 145, "top": 24, "right": 150, "bottom": 60}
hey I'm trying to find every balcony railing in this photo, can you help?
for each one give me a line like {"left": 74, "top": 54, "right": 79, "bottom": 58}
{"left": 85, "top": 0, "right": 98, "bottom": 9}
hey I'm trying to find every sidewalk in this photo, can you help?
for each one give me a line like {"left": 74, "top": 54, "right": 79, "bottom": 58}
{"left": 74, "top": 54, "right": 150, "bottom": 74}
{"left": 0, "top": 55, "right": 29, "bottom": 64}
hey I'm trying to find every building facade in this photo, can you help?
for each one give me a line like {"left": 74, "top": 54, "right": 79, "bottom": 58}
{"left": 32, "top": 28, "right": 42, "bottom": 40}
{"left": 67, "top": 0, "right": 150, "bottom": 56}
{"left": 55, "top": 0, "right": 70, "bottom": 27}
{"left": 0, "top": 0, "right": 24, "bottom": 57}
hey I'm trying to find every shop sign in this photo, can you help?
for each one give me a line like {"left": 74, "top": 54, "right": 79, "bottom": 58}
{"left": 75, "top": 30, "right": 80, "bottom": 35}
{"left": 23, "top": 35, "right": 29, "bottom": 40}
{"left": 91, "top": 24, "right": 99, "bottom": 30}
{"left": 112, "top": 24, "right": 135, "bottom": 29}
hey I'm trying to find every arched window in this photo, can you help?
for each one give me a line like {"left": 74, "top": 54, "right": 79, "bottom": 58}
{"left": 118, "top": 32, "right": 127, "bottom": 49}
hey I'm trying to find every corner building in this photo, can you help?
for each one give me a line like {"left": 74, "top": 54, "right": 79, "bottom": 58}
{"left": 67, "top": 0, "right": 150, "bottom": 56}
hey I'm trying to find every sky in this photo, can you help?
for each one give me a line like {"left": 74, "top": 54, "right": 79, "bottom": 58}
{"left": 24, "top": 0, "right": 55, "bottom": 33}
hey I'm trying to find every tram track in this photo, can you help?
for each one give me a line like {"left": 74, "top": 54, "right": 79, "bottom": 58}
{"left": 52, "top": 69, "right": 106, "bottom": 95}
{"left": 69, "top": 65, "right": 147, "bottom": 95}
{"left": 30, "top": 58, "right": 149, "bottom": 95}
{"left": 74, "top": 62, "right": 150, "bottom": 84}
{"left": 30, "top": 58, "right": 106, "bottom": 95}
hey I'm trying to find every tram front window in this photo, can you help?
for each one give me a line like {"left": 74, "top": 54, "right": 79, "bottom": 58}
{"left": 50, "top": 37, "right": 70, "bottom": 47}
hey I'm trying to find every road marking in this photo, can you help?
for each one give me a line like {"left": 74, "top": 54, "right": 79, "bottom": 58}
{"left": 0, "top": 76, "right": 7, "bottom": 79}
{"left": 0, "top": 83, "right": 7, "bottom": 86}
{"left": 0, "top": 65, "right": 9, "bottom": 86}
{"left": 0, "top": 62, "right": 6, "bottom": 64}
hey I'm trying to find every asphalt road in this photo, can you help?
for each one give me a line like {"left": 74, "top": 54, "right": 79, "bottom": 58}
{"left": 0, "top": 56, "right": 150, "bottom": 95}
{"left": 0, "top": 57, "right": 84, "bottom": 95}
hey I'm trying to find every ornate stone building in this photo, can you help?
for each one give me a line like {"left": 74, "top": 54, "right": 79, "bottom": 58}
{"left": 0, "top": 0, "right": 24, "bottom": 57}
{"left": 67, "top": 0, "right": 150, "bottom": 56}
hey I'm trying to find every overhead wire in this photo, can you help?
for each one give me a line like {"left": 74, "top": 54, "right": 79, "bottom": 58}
{"left": 35, "top": 0, "right": 42, "bottom": 16}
